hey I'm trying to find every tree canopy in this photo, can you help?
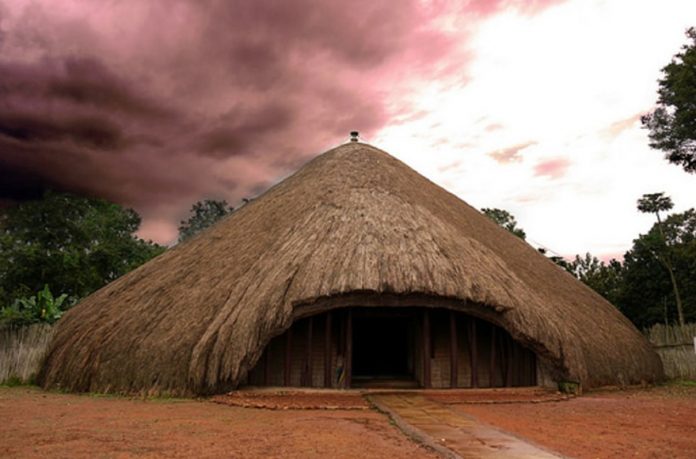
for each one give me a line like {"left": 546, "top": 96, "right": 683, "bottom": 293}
{"left": 619, "top": 209, "right": 696, "bottom": 327}
{"left": 636, "top": 192, "right": 686, "bottom": 326}
{"left": 178, "top": 199, "right": 234, "bottom": 242}
{"left": 637, "top": 192, "right": 674, "bottom": 216}
{"left": 566, "top": 253, "right": 623, "bottom": 307}
{"left": 481, "top": 208, "right": 526, "bottom": 239}
{"left": 641, "top": 27, "right": 696, "bottom": 173}
{"left": 0, "top": 191, "right": 164, "bottom": 307}
{"left": 565, "top": 207, "right": 696, "bottom": 329}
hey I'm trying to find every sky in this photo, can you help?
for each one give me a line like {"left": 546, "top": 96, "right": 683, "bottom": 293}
{"left": 1, "top": 0, "right": 695, "bottom": 261}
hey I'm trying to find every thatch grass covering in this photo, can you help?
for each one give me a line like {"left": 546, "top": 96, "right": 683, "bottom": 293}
{"left": 1, "top": 324, "right": 54, "bottom": 384}
{"left": 38, "top": 143, "right": 663, "bottom": 395}
{"left": 646, "top": 323, "right": 696, "bottom": 380}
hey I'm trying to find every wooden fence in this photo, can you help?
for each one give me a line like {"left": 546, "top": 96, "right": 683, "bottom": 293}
{"left": 0, "top": 324, "right": 54, "bottom": 384}
{"left": 645, "top": 323, "right": 696, "bottom": 381}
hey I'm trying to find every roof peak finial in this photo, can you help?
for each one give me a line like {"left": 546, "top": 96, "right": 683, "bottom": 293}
{"left": 350, "top": 131, "right": 359, "bottom": 142}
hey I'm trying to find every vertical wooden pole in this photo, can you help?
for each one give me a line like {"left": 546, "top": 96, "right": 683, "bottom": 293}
{"left": 263, "top": 345, "right": 270, "bottom": 386}
{"left": 345, "top": 309, "right": 352, "bottom": 388}
{"left": 500, "top": 334, "right": 508, "bottom": 386}
{"left": 305, "top": 317, "right": 313, "bottom": 387}
{"left": 324, "top": 312, "right": 332, "bottom": 388}
{"left": 284, "top": 327, "right": 293, "bottom": 386}
{"left": 423, "top": 309, "right": 431, "bottom": 388}
{"left": 469, "top": 317, "right": 478, "bottom": 388}
{"left": 510, "top": 341, "right": 518, "bottom": 387}
{"left": 489, "top": 326, "right": 496, "bottom": 388}
{"left": 531, "top": 352, "right": 538, "bottom": 386}
{"left": 449, "top": 311, "right": 458, "bottom": 388}
{"left": 505, "top": 337, "right": 514, "bottom": 387}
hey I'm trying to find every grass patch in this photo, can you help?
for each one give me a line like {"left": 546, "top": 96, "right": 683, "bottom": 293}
{"left": 670, "top": 379, "right": 696, "bottom": 387}
{"left": 0, "top": 376, "right": 35, "bottom": 387}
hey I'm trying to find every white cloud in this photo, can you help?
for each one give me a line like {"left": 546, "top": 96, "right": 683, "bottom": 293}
{"left": 375, "top": 0, "right": 696, "bottom": 259}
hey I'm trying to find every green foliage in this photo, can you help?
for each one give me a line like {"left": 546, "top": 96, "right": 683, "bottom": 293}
{"left": 637, "top": 192, "right": 674, "bottom": 216}
{"left": 567, "top": 253, "right": 623, "bottom": 306}
{"left": 641, "top": 27, "right": 696, "bottom": 173}
{"left": 0, "top": 191, "right": 165, "bottom": 306}
{"left": 557, "top": 381, "right": 581, "bottom": 395}
{"left": 635, "top": 192, "right": 687, "bottom": 326}
{"left": 0, "top": 285, "right": 67, "bottom": 326}
{"left": 672, "top": 379, "right": 696, "bottom": 387}
{"left": 0, "top": 376, "right": 25, "bottom": 387}
{"left": 481, "top": 208, "right": 526, "bottom": 239}
{"left": 619, "top": 209, "right": 696, "bottom": 328}
{"left": 178, "top": 199, "right": 234, "bottom": 242}
{"left": 561, "top": 203, "right": 695, "bottom": 329}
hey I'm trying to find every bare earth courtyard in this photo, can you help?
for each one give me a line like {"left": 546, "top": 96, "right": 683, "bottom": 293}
{"left": 1, "top": 385, "right": 695, "bottom": 458}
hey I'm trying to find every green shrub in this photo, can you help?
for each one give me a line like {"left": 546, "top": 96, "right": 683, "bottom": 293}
{"left": 0, "top": 285, "right": 68, "bottom": 327}
{"left": 558, "top": 381, "right": 582, "bottom": 395}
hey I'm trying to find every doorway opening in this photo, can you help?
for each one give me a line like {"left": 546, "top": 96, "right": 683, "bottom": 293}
{"left": 351, "top": 311, "right": 416, "bottom": 388}
{"left": 244, "top": 306, "right": 538, "bottom": 389}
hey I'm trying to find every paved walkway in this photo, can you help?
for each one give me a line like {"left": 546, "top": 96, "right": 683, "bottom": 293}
{"left": 369, "top": 393, "right": 562, "bottom": 459}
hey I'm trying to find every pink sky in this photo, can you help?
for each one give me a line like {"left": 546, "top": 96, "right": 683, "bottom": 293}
{"left": 1, "top": 0, "right": 695, "bottom": 260}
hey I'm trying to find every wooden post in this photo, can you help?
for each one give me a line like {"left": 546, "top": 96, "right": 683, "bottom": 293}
{"left": 423, "top": 309, "right": 431, "bottom": 388}
{"left": 500, "top": 334, "right": 508, "bottom": 386}
{"left": 284, "top": 327, "right": 293, "bottom": 386}
{"left": 469, "top": 317, "right": 478, "bottom": 388}
{"left": 264, "top": 345, "right": 270, "bottom": 386}
{"left": 505, "top": 337, "right": 514, "bottom": 387}
{"left": 510, "top": 340, "right": 518, "bottom": 387}
{"left": 449, "top": 311, "right": 458, "bottom": 388}
{"left": 324, "top": 312, "right": 332, "bottom": 388}
{"left": 345, "top": 309, "right": 352, "bottom": 388}
{"left": 489, "top": 326, "right": 496, "bottom": 388}
{"left": 305, "top": 317, "right": 313, "bottom": 387}
{"left": 531, "top": 353, "right": 538, "bottom": 386}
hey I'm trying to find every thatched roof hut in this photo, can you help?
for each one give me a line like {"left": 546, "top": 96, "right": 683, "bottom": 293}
{"left": 38, "top": 142, "right": 663, "bottom": 395}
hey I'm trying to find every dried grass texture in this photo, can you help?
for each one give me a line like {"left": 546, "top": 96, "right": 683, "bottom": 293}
{"left": 647, "top": 323, "right": 696, "bottom": 380}
{"left": 1, "top": 325, "right": 54, "bottom": 384}
{"left": 38, "top": 143, "right": 663, "bottom": 395}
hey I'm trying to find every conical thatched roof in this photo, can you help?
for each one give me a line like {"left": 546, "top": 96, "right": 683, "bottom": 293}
{"left": 39, "top": 143, "right": 663, "bottom": 395}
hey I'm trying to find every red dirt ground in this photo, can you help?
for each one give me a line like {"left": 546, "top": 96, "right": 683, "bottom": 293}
{"left": 457, "top": 384, "right": 696, "bottom": 459}
{"left": 424, "top": 386, "right": 570, "bottom": 404}
{"left": 0, "top": 387, "right": 434, "bottom": 458}
{"left": 3, "top": 385, "right": 695, "bottom": 458}
{"left": 213, "top": 389, "right": 370, "bottom": 410}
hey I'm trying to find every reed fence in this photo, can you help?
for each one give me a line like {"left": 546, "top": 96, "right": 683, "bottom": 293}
{"left": 645, "top": 323, "right": 696, "bottom": 381}
{"left": 0, "top": 324, "right": 54, "bottom": 384}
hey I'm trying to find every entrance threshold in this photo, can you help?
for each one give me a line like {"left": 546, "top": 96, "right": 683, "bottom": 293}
{"left": 351, "top": 376, "right": 419, "bottom": 389}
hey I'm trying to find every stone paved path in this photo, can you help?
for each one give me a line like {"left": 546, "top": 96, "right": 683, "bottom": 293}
{"left": 369, "top": 393, "right": 562, "bottom": 459}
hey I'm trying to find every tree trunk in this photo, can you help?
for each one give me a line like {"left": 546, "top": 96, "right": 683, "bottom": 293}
{"left": 656, "top": 212, "right": 686, "bottom": 328}
{"left": 666, "top": 260, "right": 686, "bottom": 327}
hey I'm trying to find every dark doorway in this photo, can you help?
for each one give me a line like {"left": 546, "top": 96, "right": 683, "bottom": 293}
{"left": 244, "top": 306, "right": 539, "bottom": 389}
{"left": 352, "top": 313, "right": 414, "bottom": 381}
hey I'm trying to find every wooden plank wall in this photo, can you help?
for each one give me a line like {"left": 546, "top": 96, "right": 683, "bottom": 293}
{"left": 246, "top": 307, "right": 537, "bottom": 389}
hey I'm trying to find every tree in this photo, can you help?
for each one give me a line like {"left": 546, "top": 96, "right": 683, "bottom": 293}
{"left": 636, "top": 193, "right": 686, "bottom": 326}
{"left": 178, "top": 199, "right": 234, "bottom": 242}
{"left": 481, "top": 208, "right": 526, "bottom": 239}
{"left": 619, "top": 210, "right": 696, "bottom": 328}
{"left": 0, "top": 191, "right": 164, "bottom": 306}
{"left": 567, "top": 253, "right": 623, "bottom": 306}
{"left": 641, "top": 27, "right": 696, "bottom": 173}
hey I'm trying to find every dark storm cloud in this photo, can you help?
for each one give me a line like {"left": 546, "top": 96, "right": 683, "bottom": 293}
{"left": 0, "top": 0, "right": 564, "bottom": 242}
{"left": 198, "top": 103, "right": 294, "bottom": 157}
{"left": 0, "top": 56, "right": 174, "bottom": 155}
{"left": 0, "top": 55, "right": 190, "bottom": 203}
